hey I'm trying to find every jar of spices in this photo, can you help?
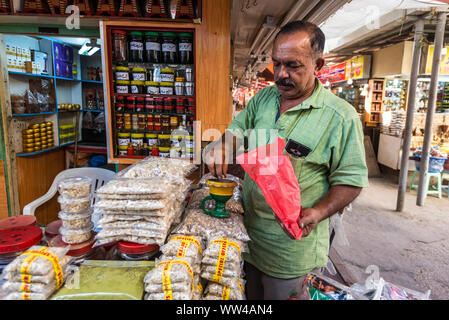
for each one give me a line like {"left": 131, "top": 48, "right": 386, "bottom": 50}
{"left": 126, "top": 96, "right": 136, "bottom": 113}
{"left": 163, "top": 97, "right": 174, "bottom": 113}
{"left": 145, "top": 97, "right": 155, "bottom": 113}
{"left": 155, "top": 98, "right": 164, "bottom": 113}
{"left": 132, "top": 114, "right": 139, "bottom": 131}
{"left": 175, "top": 77, "right": 185, "bottom": 96}
{"left": 159, "top": 147, "right": 170, "bottom": 157}
{"left": 124, "top": 113, "right": 132, "bottom": 122}
{"left": 146, "top": 114, "right": 154, "bottom": 131}
{"left": 175, "top": 99, "right": 185, "bottom": 114}
{"left": 112, "top": 30, "right": 127, "bottom": 62}
{"left": 144, "top": 32, "right": 162, "bottom": 63}
{"left": 160, "top": 68, "right": 175, "bottom": 83}
{"left": 130, "top": 81, "right": 145, "bottom": 94}
{"left": 131, "top": 132, "right": 144, "bottom": 147}
{"left": 170, "top": 115, "right": 179, "bottom": 130}
{"left": 118, "top": 132, "right": 131, "bottom": 149}
{"left": 115, "top": 80, "right": 130, "bottom": 94}
{"left": 161, "top": 32, "right": 177, "bottom": 64}
{"left": 124, "top": 119, "right": 132, "bottom": 131}
{"left": 135, "top": 97, "right": 145, "bottom": 113}
{"left": 145, "top": 81, "right": 159, "bottom": 95}
{"left": 185, "top": 81, "right": 194, "bottom": 96}
{"left": 160, "top": 82, "right": 174, "bottom": 95}
{"left": 138, "top": 114, "right": 146, "bottom": 131}
{"left": 158, "top": 134, "right": 171, "bottom": 148}
{"left": 115, "top": 66, "right": 130, "bottom": 81}
{"left": 118, "top": 145, "right": 128, "bottom": 155}
{"left": 178, "top": 33, "right": 193, "bottom": 64}
{"left": 116, "top": 113, "right": 124, "bottom": 129}
{"left": 154, "top": 115, "right": 161, "bottom": 132}
{"left": 161, "top": 115, "right": 170, "bottom": 132}
{"left": 128, "top": 31, "right": 144, "bottom": 63}
{"left": 146, "top": 133, "right": 158, "bottom": 147}
{"left": 131, "top": 67, "right": 147, "bottom": 82}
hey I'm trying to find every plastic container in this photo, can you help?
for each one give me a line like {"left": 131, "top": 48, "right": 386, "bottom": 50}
{"left": 159, "top": 147, "right": 170, "bottom": 157}
{"left": 144, "top": 31, "right": 162, "bottom": 63}
{"left": 163, "top": 97, "right": 174, "bottom": 113}
{"left": 128, "top": 31, "right": 144, "bottom": 63}
{"left": 58, "top": 176, "right": 92, "bottom": 198}
{"left": 131, "top": 67, "right": 147, "bottom": 82}
{"left": 117, "top": 241, "right": 159, "bottom": 261}
{"left": 130, "top": 80, "right": 145, "bottom": 94}
{"left": 112, "top": 30, "right": 127, "bottom": 62}
{"left": 49, "top": 235, "right": 103, "bottom": 265}
{"left": 59, "top": 223, "right": 93, "bottom": 244}
{"left": 145, "top": 97, "right": 155, "bottom": 113}
{"left": 115, "top": 80, "right": 130, "bottom": 94}
{"left": 178, "top": 33, "right": 193, "bottom": 64}
{"left": 57, "top": 194, "right": 91, "bottom": 213}
{"left": 146, "top": 133, "right": 158, "bottom": 147}
{"left": 161, "top": 32, "right": 177, "bottom": 64}
{"left": 175, "top": 77, "right": 185, "bottom": 96}
{"left": 131, "top": 133, "right": 145, "bottom": 147}
{"left": 58, "top": 208, "right": 93, "bottom": 229}
{"left": 146, "top": 81, "right": 159, "bottom": 95}
{"left": 160, "top": 68, "right": 175, "bottom": 83}
{"left": 45, "top": 219, "right": 62, "bottom": 239}
{"left": 414, "top": 155, "right": 447, "bottom": 173}
{"left": 0, "top": 215, "right": 36, "bottom": 231}
{"left": 185, "top": 81, "right": 194, "bottom": 96}
{"left": 158, "top": 134, "right": 171, "bottom": 148}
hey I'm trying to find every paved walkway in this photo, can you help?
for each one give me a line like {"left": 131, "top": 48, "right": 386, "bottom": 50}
{"left": 332, "top": 175, "right": 449, "bottom": 300}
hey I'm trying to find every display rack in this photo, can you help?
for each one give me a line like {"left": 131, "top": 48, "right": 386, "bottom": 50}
{"left": 364, "top": 79, "right": 385, "bottom": 126}
{"left": 5, "top": 34, "right": 104, "bottom": 157}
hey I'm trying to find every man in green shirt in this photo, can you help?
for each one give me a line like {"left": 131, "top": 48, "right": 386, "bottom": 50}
{"left": 205, "top": 20, "right": 368, "bottom": 299}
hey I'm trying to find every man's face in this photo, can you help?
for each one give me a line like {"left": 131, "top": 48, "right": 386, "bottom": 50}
{"left": 272, "top": 32, "right": 324, "bottom": 100}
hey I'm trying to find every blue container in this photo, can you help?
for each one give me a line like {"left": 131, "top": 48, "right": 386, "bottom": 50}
{"left": 414, "top": 155, "right": 447, "bottom": 173}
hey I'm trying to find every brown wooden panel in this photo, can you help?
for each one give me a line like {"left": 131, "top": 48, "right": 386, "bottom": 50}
{"left": 16, "top": 149, "right": 65, "bottom": 225}
{"left": 196, "top": 0, "right": 231, "bottom": 136}
{"left": 0, "top": 160, "right": 9, "bottom": 220}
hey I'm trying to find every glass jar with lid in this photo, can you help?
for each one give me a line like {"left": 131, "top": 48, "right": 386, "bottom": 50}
{"left": 146, "top": 133, "right": 158, "bottom": 146}
{"left": 161, "top": 32, "right": 178, "bottom": 64}
{"left": 170, "top": 115, "right": 179, "bottom": 130}
{"left": 144, "top": 32, "right": 162, "bottom": 63}
{"left": 126, "top": 96, "right": 136, "bottom": 113}
{"left": 185, "top": 81, "right": 194, "bottom": 96}
{"left": 161, "top": 115, "right": 170, "bottom": 132}
{"left": 135, "top": 97, "right": 145, "bottom": 113}
{"left": 145, "top": 81, "right": 159, "bottom": 95}
{"left": 138, "top": 114, "right": 146, "bottom": 131}
{"left": 175, "top": 98, "right": 185, "bottom": 114}
{"left": 131, "top": 67, "right": 147, "bottom": 81}
{"left": 160, "top": 82, "right": 174, "bottom": 95}
{"left": 130, "top": 81, "right": 145, "bottom": 94}
{"left": 146, "top": 114, "right": 154, "bottom": 131}
{"left": 128, "top": 31, "right": 144, "bottom": 63}
{"left": 163, "top": 97, "right": 174, "bottom": 113}
{"left": 178, "top": 33, "right": 193, "bottom": 64}
{"left": 112, "top": 30, "right": 127, "bottom": 62}
{"left": 154, "top": 115, "right": 162, "bottom": 132}
{"left": 159, "top": 147, "right": 170, "bottom": 157}
{"left": 115, "top": 66, "right": 130, "bottom": 81}
{"left": 145, "top": 97, "right": 155, "bottom": 113}
{"left": 115, "top": 80, "right": 129, "bottom": 94}
{"left": 131, "top": 132, "right": 145, "bottom": 147}
{"left": 160, "top": 68, "right": 175, "bottom": 83}
{"left": 158, "top": 134, "right": 171, "bottom": 148}
{"left": 175, "top": 77, "right": 185, "bottom": 96}
{"left": 154, "top": 98, "right": 164, "bottom": 113}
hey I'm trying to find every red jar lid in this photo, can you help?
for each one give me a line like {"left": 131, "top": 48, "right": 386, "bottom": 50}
{"left": 49, "top": 235, "right": 95, "bottom": 257}
{"left": 0, "top": 215, "right": 36, "bottom": 231}
{"left": 0, "top": 226, "right": 42, "bottom": 254}
{"left": 136, "top": 97, "right": 145, "bottom": 101}
{"left": 116, "top": 95, "right": 125, "bottom": 100}
{"left": 116, "top": 103, "right": 125, "bottom": 107}
{"left": 112, "top": 30, "right": 127, "bottom": 35}
{"left": 176, "top": 106, "right": 185, "bottom": 109}
{"left": 45, "top": 219, "right": 62, "bottom": 239}
{"left": 126, "top": 96, "right": 136, "bottom": 101}
{"left": 117, "top": 241, "right": 159, "bottom": 255}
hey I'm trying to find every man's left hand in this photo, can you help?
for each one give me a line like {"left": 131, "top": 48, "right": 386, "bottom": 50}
{"left": 298, "top": 208, "right": 323, "bottom": 237}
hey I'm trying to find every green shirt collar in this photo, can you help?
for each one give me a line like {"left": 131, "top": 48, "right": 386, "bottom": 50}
{"left": 274, "top": 78, "right": 324, "bottom": 112}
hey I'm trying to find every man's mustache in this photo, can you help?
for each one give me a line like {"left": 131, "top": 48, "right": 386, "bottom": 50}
{"left": 275, "top": 79, "right": 295, "bottom": 87}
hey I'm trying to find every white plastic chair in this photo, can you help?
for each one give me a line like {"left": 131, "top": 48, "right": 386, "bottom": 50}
{"left": 23, "top": 167, "right": 116, "bottom": 216}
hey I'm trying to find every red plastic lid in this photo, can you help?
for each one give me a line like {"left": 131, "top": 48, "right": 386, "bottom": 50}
{"left": 0, "top": 216, "right": 37, "bottom": 231}
{"left": 136, "top": 97, "right": 145, "bottom": 101}
{"left": 112, "top": 30, "right": 127, "bottom": 35}
{"left": 45, "top": 220, "right": 62, "bottom": 238}
{"left": 49, "top": 234, "right": 95, "bottom": 256}
{"left": 126, "top": 96, "right": 136, "bottom": 100}
{"left": 0, "top": 226, "right": 42, "bottom": 254}
{"left": 117, "top": 241, "right": 159, "bottom": 255}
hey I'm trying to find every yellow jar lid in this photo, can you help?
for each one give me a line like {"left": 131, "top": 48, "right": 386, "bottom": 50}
{"left": 131, "top": 81, "right": 145, "bottom": 85}
{"left": 116, "top": 80, "right": 130, "bottom": 85}
{"left": 161, "top": 68, "right": 174, "bottom": 74}
{"left": 160, "top": 82, "right": 174, "bottom": 86}
{"left": 187, "top": 148, "right": 194, "bottom": 152}
{"left": 132, "top": 67, "right": 146, "bottom": 72}
{"left": 172, "top": 135, "right": 184, "bottom": 139}
{"left": 131, "top": 133, "right": 144, "bottom": 138}
{"left": 146, "top": 133, "right": 157, "bottom": 138}
{"left": 158, "top": 134, "right": 171, "bottom": 139}
{"left": 145, "top": 81, "right": 159, "bottom": 86}
{"left": 116, "top": 66, "right": 130, "bottom": 71}
{"left": 175, "top": 77, "right": 185, "bottom": 82}
{"left": 118, "top": 145, "right": 128, "bottom": 150}
{"left": 118, "top": 132, "right": 131, "bottom": 137}
{"left": 186, "top": 135, "right": 194, "bottom": 140}
{"left": 159, "top": 147, "right": 170, "bottom": 152}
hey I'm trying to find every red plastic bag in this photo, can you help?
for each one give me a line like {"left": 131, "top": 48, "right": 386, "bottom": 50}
{"left": 236, "top": 138, "right": 303, "bottom": 240}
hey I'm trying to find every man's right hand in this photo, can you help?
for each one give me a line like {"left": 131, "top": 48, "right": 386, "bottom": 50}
{"left": 205, "top": 140, "right": 228, "bottom": 178}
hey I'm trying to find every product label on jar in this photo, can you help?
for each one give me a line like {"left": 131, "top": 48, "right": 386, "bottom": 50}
{"left": 130, "top": 41, "right": 144, "bottom": 51}
{"left": 162, "top": 43, "right": 177, "bottom": 53}
{"left": 132, "top": 73, "right": 146, "bottom": 81}
{"left": 161, "top": 74, "right": 175, "bottom": 82}
{"left": 119, "top": 149, "right": 127, "bottom": 155}
{"left": 116, "top": 72, "right": 129, "bottom": 80}
{"left": 160, "top": 86, "right": 174, "bottom": 95}
{"left": 132, "top": 138, "right": 144, "bottom": 147}
{"left": 146, "top": 42, "right": 161, "bottom": 51}
{"left": 118, "top": 138, "right": 130, "bottom": 146}
{"left": 179, "top": 43, "right": 192, "bottom": 51}
{"left": 116, "top": 85, "right": 129, "bottom": 94}
{"left": 147, "top": 86, "right": 160, "bottom": 95}
{"left": 160, "top": 152, "right": 170, "bottom": 157}
{"left": 131, "top": 85, "right": 139, "bottom": 94}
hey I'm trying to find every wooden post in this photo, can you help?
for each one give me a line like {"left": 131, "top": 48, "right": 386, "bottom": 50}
{"left": 0, "top": 35, "right": 21, "bottom": 216}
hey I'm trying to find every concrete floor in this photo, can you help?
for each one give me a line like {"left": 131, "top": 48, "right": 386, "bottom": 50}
{"left": 332, "top": 174, "right": 449, "bottom": 300}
